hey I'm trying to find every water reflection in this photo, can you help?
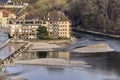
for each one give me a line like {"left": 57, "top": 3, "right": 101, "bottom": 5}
{"left": 19, "top": 51, "right": 70, "bottom": 61}
{"left": 3, "top": 51, "right": 120, "bottom": 80}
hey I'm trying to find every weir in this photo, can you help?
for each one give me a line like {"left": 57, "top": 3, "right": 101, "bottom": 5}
{"left": 0, "top": 41, "right": 32, "bottom": 69}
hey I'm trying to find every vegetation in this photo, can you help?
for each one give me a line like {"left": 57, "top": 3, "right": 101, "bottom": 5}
{"left": 64, "top": 0, "right": 120, "bottom": 35}
{"left": 19, "top": 0, "right": 68, "bottom": 15}
{"left": 7, "top": 0, "right": 120, "bottom": 35}
{"left": 37, "top": 26, "right": 48, "bottom": 39}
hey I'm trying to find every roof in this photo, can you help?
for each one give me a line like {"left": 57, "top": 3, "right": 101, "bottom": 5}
{"left": 0, "top": 10, "right": 16, "bottom": 17}
{"left": 25, "top": 10, "right": 70, "bottom": 21}
{"left": 25, "top": 15, "right": 42, "bottom": 20}
{"left": 44, "top": 10, "right": 69, "bottom": 21}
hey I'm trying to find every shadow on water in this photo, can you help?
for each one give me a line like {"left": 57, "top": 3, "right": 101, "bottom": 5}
{"left": 2, "top": 51, "right": 120, "bottom": 80}
{"left": 18, "top": 51, "right": 120, "bottom": 74}
{"left": 71, "top": 52, "right": 120, "bottom": 75}
{"left": 37, "top": 52, "right": 48, "bottom": 58}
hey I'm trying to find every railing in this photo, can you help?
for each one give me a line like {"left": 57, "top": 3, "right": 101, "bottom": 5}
{"left": 0, "top": 42, "right": 31, "bottom": 69}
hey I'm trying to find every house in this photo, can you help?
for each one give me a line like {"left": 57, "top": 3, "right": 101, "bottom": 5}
{"left": 9, "top": 24, "right": 39, "bottom": 39}
{"left": 10, "top": 15, "right": 40, "bottom": 39}
{"left": 9, "top": 24, "right": 22, "bottom": 39}
{"left": 0, "top": 10, "right": 16, "bottom": 27}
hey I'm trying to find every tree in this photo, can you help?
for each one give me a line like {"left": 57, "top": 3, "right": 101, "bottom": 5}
{"left": 37, "top": 26, "right": 48, "bottom": 39}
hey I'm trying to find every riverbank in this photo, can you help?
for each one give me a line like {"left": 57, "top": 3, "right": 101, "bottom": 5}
{"left": 28, "top": 40, "right": 71, "bottom": 51}
{"left": 15, "top": 58, "right": 91, "bottom": 67}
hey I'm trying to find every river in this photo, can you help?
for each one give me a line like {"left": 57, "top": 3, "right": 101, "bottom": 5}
{"left": 1, "top": 33, "right": 120, "bottom": 80}
{"left": 2, "top": 51, "right": 120, "bottom": 80}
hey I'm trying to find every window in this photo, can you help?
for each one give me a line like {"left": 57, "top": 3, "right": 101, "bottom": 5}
{"left": 12, "top": 26, "right": 15, "bottom": 28}
{"left": 32, "top": 26, "right": 34, "bottom": 28}
{"left": 36, "top": 26, "right": 38, "bottom": 28}
{"left": 50, "top": 22, "right": 52, "bottom": 24}
{"left": 28, "top": 26, "right": 31, "bottom": 28}
{"left": 12, "top": 30, "right": 14, "bottom": 32}
{"left": 19, "top": 29, "right": 22, "bottom": 32}
{"left": 48, "top": 18, "right": 50, "bottom": 20}
{"left": 43, "top": 22, "right": 46, "bottom": 24}
{"left": 58, "top": 18, "right": 61, "bottom": 20}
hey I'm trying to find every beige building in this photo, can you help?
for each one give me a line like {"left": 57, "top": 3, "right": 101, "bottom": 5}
{"left": 22, "top": 25, "right": 38, "bottom": 39}
{"left": 0, "top": 10, "right": 16, "bottom": 27}
{"left": 10, "top": 15, "right": 40, "bottom": 39}
{"left": 9, "top": 24, "right": 39, "bottom": 39}
{"left": 9, "top": 24, "right": 22, "bottom": 38}
{"left": 42, "top": 10, "right": 71, "bottom": 38}
{"left": 10, "top": 11, "right": 71, "bottom": 39}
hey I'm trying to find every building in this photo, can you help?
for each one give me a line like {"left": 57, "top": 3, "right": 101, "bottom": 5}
{"left": 10, "top": 15, "right": 40, "bottom": 39}
{"left": 10, "top": 10, "right": 71, "bottom": 39}
{"left": 9, "top": 24, "right": 22, "bottom": 38}
{"left": 0, "top": 10, "right": 16, "bottom": 27}
{"left": 42, "top": 10, "right": 71, "bottom": 38}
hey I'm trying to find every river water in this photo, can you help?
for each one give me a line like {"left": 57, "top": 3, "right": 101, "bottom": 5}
{"left": 1, "top": 33, "right": 120, "bottom": 80}
{"left": 3, "top": 51, "right": 120, "bottom": 80}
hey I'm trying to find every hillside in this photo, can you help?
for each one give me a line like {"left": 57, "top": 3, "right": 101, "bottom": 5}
{"left": 22, "top": 0, "right": 120, "bottom": 35}
{"left": 64, "top": 0, "right": 120, "bottom": 35}
{"left": 2, "top": 0, "right": 120, "bottom": 35}
{"left": 22, "top": 0, "right": 68, "bottom": 15}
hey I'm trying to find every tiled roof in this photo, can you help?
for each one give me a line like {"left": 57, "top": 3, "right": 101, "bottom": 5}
{"left": 25, "top": 10, "right": 70, "bottom": 21}
{"left": 44, "top": 10, "right": 69, "bottom": 21}
{"left": 0, "top": 10, "right": 15, "bottom": 17}
{"left": 25, "top": 15, "right": 42, "bottom": 20}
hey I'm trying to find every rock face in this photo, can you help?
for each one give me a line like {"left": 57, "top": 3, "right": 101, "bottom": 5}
{"left": 65, "top": 0, "right": 120, "bottom": 35}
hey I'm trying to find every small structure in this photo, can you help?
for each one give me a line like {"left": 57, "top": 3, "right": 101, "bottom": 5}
{"left": 0, "top": 10, "right": 16, "bottom": 27}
